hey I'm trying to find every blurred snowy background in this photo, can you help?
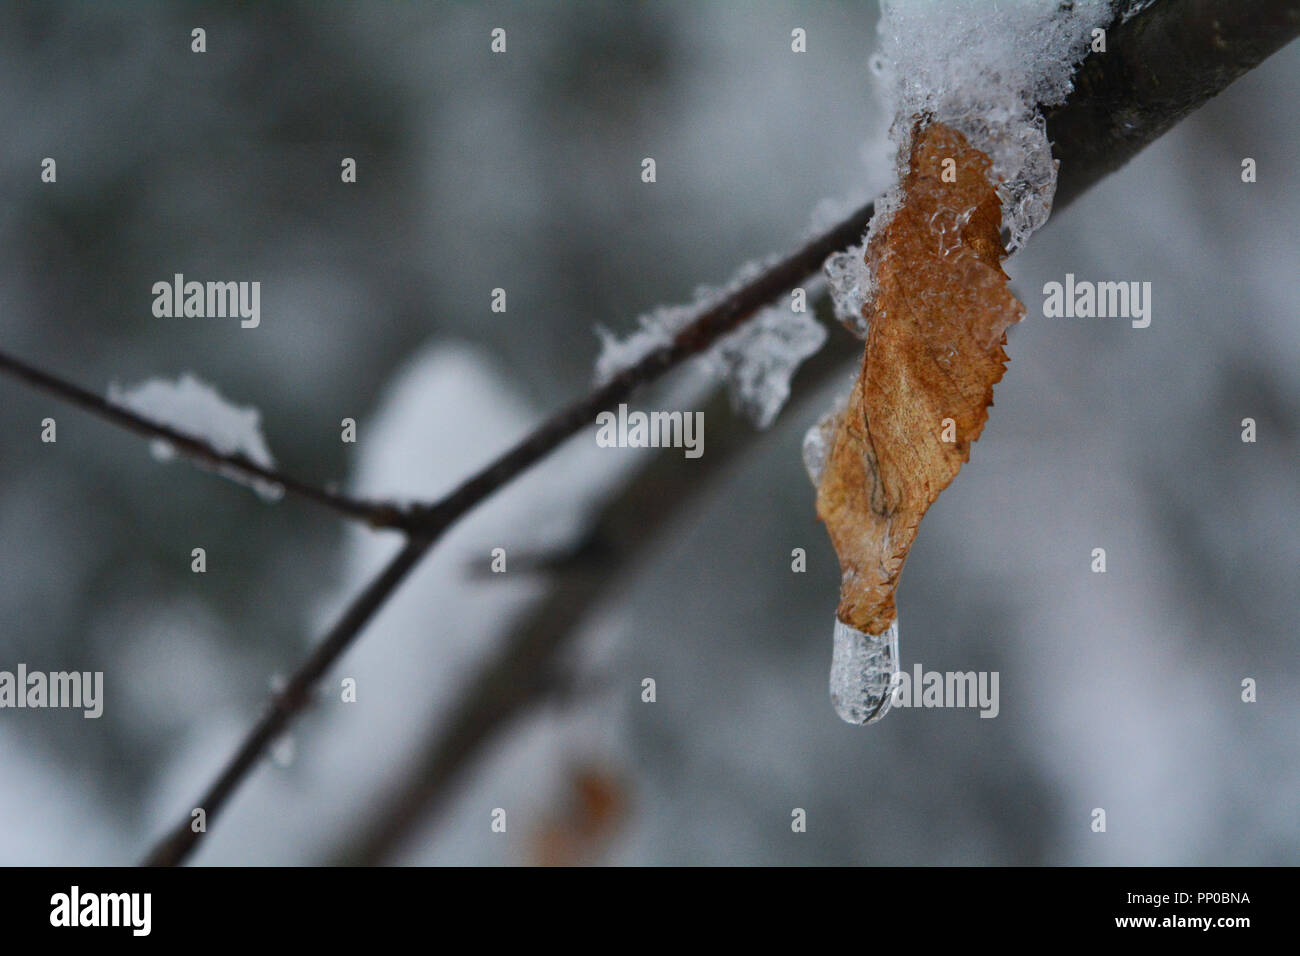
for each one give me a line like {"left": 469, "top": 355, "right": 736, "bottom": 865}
{"left": 0, "top": 1, "right": 1296, "bottom": 865}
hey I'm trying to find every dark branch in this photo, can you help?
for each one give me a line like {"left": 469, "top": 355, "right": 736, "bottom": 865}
{"left": 141, "top": 535, "right": 432, "bottom": 867}
{"left": 1047, "top": 0, "right": 1300, "bottom": 211}
{"left": 401, "top": 202, "right": 876, "bottom": 540}
{"left": 0, "top": 348, "right": 410, "bottom": 530}
{"left": 137, "top": 205, "right": 872, "bottom": 867}
{"left": 333, "top": 301, "right": 860, "bottom": 865}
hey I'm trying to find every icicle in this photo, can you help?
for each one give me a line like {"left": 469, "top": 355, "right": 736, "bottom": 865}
{"left": 829, "top": 616, "right": 899, "bottom": 725}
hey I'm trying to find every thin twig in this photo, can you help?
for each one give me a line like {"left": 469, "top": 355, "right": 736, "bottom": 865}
{"left": 334, "top": 301, "right": 861, "bottom": 865}
{"left": 0, "top": 349, "right": 409, "bottom": 530}
{"left": 139, "top": 201, "right": 875, "bottom": 867}
{"left": 142, "top": 534, "right": 432, "bottom": 867}
{"left": 401, "top": 202, "right": 877, "bottom": 538}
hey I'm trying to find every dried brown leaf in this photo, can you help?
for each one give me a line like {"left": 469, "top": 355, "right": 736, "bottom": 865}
{"left": 814, "top": 120, "right": 1026, "bottom": 638}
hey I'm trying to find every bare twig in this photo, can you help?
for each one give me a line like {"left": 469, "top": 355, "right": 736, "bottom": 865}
{"left": 400, "top": 203, "right": 877, "bottom": 539}
{"left": 0, "top": 349, "right": 409, "bottom": 530}
{"left": 142, "top": 535, "right": 432, "bottom": 867}
{"left": 1045, "top": 0, "right": 1300, "bottom": 211}
{"left": 138, "top": 202, "right": 875, "bottom": 867}
{"left": 334, "top": 302, "right": 861, "bottom": 865}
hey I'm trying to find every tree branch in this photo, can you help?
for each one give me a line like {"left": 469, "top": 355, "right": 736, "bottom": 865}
{"left": 1046, "top": 0, "right": 1300, "bottom": 210}
{"left": 137, "top": 204, "right": 874, "bottom": 867}
{"left": 141, "top": 534, "right": 433, "bottom": 867}
{"left": 332, "top": 300, "right": 860, "bottom": 865}
{"left": 400, "top": 203, "right": 876, "bottom": 539}
{"left": 0, "top": 348, "right": 409, "bottom": 530}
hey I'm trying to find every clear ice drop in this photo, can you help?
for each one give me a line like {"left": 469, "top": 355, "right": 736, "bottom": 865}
{"left": 829, "top": 616, "right": 899, "bottom": 725}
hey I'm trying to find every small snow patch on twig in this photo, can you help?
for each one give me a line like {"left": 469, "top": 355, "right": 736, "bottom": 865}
{"left": 107, "top": 373, "right": 284, "bottom": 501}
{"left": 593, "top": 254, "right": 827, "bottom": 430}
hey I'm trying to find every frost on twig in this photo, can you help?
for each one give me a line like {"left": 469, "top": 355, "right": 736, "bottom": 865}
{"left": 107, "top": 373, "right": 284, "bottom": 501}
{"left": 702, "top": 295, "right": 827, "bottom": 429}
{"left": 594, "top": 254, "right": 828, "bottom": 430}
